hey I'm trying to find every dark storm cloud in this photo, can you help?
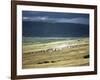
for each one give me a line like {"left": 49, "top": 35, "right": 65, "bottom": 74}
{"left": 22, "top": 11, "right": 89, "bottom": 25}
{"left": 22, "top": 11, "right": 89, "bottom": 37}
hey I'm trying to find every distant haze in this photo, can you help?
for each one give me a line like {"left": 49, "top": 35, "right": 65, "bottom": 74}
{"left": 22, "top": 11, "right": 89, "bottom": 37}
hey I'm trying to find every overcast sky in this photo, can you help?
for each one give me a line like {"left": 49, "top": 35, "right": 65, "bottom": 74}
{"left": 22, "top": 11, "right": 89, "bottom": 25}
{"left": 22, "top": 11, "right": 89, "bottom": 37}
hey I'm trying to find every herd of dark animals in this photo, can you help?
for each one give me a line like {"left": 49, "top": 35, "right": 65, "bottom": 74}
{"left": 37, "top": 60, "right": 57, "bottom": 64}
{"left": 37, "top": 55, "right": 89, "bottom": 65}
{"left": 24, "top": 43, "right": 88, "bottom": 54}
{"left": 36, "top": 56, "right": 89, "bottom": 65}
{"left": 23, "top": 43, "right": 89, "bottom": 65}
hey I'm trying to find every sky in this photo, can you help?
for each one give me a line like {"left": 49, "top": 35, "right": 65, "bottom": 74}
{"left": 22, "top": 11, "right": 89, "bottom": 25}
{"left": 22, "top": 11, "right": 89, "bottom": 37}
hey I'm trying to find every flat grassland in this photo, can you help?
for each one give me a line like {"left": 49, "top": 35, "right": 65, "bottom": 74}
{"left": 22, "top": 38, "right": 89, "bottom": 69}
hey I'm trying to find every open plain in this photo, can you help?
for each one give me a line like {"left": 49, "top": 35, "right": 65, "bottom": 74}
{"left": 22, "top": 37, "right": 89, "bottom": 69}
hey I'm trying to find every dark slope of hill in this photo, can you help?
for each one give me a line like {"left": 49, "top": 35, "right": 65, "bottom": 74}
{"left": 22, "top": 21, "right": 89, "bottom": 37}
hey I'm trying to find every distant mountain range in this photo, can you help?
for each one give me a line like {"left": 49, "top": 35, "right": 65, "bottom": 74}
{"left": 22, "top": 21, "right": 89, "bottom": 37}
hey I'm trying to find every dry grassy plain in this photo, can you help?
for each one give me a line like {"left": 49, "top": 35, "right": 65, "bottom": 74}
{"left": 22, "top": 38, "right": 89, "bottom": 69}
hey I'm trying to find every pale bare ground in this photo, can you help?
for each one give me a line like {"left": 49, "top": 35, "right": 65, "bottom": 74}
{"left": 22, "top": 38, "right": 89, "bottom": 69}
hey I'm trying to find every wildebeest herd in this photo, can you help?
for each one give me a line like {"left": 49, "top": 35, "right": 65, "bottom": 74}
{"left": 25, "top": 43, "right": 88, "bottom": 54}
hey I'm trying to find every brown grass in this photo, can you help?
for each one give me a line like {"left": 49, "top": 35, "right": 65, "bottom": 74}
{"left": 22, "top": 38, "right": 89, "bottom": 69}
